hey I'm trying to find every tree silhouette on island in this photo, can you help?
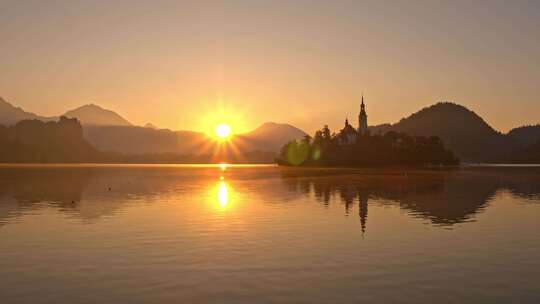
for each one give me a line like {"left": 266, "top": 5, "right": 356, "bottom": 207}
{"left": 277, "top": 128, "right": 459, "bottom": 167}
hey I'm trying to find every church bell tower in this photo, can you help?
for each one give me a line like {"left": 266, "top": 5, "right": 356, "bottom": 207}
{"left": 358, "top": 94, "right": 368, "bottom": 134}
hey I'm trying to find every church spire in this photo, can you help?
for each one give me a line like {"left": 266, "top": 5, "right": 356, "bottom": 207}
{"left": 358, "top": 93, "right": 368, "bottom": 134}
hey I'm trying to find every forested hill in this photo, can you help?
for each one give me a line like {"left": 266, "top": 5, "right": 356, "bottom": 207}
{"left": 369, "top": 102, "right": 514, "bottom": 162}
{"left": 0, "top": 117, "right": 98, "bottom": 162}
{"left": 507, "top": 125, "right": 540, "bottom": 147}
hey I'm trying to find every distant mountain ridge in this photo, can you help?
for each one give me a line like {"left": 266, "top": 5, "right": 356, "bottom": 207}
{"left": 0, "top": 97, "right": 131, "bottom": 127}
{"left": 1, "top": 96, "right": 539, "bottom": 162}
{"left": 82, "top": 125, "right": 208, "bottom": 154}
{"left": 0, "top": 97, "right": 52, "bottom": 125}
{"left": 0, "top": 117, "right": 277, "bottom": 163}
{"left": 83, "top": 122, "right": 307, "bottom": 155}
{"left": 237, "top": 122, "right": 307, "bottom": 153}
{"left": 63, "top": 104, "right": 132, "bottom": 126}
{"left": 0, "top": 96, "right": 308, "bottom": 155}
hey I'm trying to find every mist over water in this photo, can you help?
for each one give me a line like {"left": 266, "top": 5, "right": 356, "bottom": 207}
{"left": 1, "top": 165, "right": 539, "bottom": 303}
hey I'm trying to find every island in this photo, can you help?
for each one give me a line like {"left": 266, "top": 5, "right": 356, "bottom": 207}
{"left": 276, "top": 97, "right": 459, "bottom": 167}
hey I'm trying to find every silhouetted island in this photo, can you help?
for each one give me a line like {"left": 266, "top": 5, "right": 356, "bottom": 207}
{"left": 277, "top": 97, "right": 459, "bottom": 167}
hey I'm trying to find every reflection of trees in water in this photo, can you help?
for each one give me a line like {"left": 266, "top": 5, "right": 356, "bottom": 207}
{"left": 280, "top": 167, "right": 540, "bottom": 233}
{"left": 1, "top": 166, "right": 539, "bottom": 229}
{"left": 0, "top": 168, "right": 91, "bottom": 226}
{"left": 0, "top": 167, "right": 205, "bottom": 225}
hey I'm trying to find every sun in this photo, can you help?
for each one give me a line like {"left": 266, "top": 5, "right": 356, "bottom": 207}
{"left": 215, "top": 123, "right": 232, "bottom": 139}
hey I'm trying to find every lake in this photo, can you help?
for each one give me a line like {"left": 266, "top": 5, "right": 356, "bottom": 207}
{"left": 1, "top": 164, "right": 539, "bottom": 303}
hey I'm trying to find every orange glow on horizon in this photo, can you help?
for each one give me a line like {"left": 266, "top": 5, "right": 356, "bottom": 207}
{"left": 199, "top": 100, "right": 249, "bottom": 138}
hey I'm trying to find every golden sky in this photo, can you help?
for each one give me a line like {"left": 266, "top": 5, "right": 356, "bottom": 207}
{"left": 1, "top": 1, "right": 539, "bottom": 134}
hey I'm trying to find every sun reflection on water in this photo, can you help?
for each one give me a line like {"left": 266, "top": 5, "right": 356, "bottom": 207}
{"left": 217, "top": 181, "right": 229, "bottom": 208}
{"left": 208, "top": 164, "right": 240, "bottom": 211}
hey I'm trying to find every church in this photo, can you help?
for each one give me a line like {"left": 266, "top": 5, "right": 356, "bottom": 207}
{"left": 337, "top": 95, "right": 369, "bottom": 145}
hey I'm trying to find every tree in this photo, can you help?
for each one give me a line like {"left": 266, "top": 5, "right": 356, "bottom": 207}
{"left": 322, "top": 125, "right": 331, "bottom": 141}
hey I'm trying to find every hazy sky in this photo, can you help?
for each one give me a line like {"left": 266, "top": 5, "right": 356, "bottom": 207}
{"left": 1, "top": 0, "right": 539, "bottom": 134}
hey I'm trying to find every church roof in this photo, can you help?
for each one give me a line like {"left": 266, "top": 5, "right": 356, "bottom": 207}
{"left": 340, "top": 123, "right": 357, "bottom": 135}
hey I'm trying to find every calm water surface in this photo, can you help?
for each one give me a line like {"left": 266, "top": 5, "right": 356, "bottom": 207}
{"left": 1, "top": 165, "right": 539, "bottom": 303}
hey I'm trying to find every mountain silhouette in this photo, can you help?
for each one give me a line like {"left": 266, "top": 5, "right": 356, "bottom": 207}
{"left": 0, "top": 97, "right": 52, "bottom": 125}
{"left": 237, "top": 122, "right": 307, "bottom": 153}
{"left": 0, "top": 98, "right": 131, "bottom": 127}
{"left": 83, "top": 125, "right": 207, "bottom": 154}
{"left": 370, "top": 102, "right": 513, "bottom": 162}
{"left": 2, "top": 97, "right": 539, "bottom": 162}
{"left": 507, "top": 125, "right": 540, "bottom": 147}
{"left": 63, "top": 104, "right": 132, "bottom": 126}
{"left": 0, "top": 99, "right": 306, "bottom": 155}
{"left": 84, "top": 122, "right": 307, "bottom": 155}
